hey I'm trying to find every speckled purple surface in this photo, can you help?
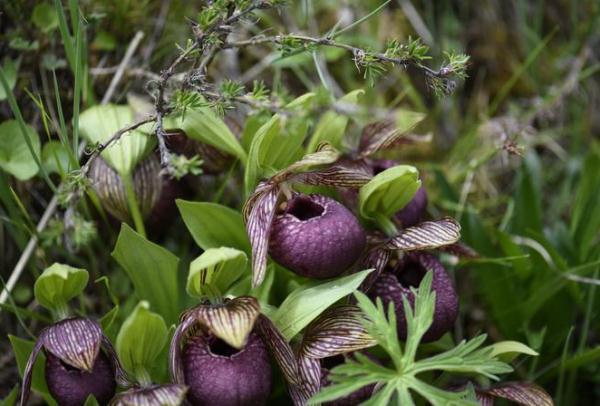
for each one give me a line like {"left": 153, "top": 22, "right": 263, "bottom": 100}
{"left": 182, "top": 331, "right": 272, "bottom": 406}
{"left": 45, "top": 350, "right": 116, "bottom": 406}
{"left": 369, "top": 252, "right": 458, "bottom": 342}
{"left": 268, "top": 194, "right": 366, "bottom": 279}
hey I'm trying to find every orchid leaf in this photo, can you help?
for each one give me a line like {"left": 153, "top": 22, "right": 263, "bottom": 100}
{"left": 272, "top": 269, "right": 373, "bottom": 341}
{"left": 167, "top": 106, "right": 247, "bottom": 164}
{"left": 307, "top": 89, "right": 364, "bottom": 152}
{"left": 0, "top": 120, "right": 41, "bottom": 180}
{"left": 112, "top": 223, "right": 180, "bottom": 324}
{"left": 177, "top": 200, "right": 251, "bottom": 253}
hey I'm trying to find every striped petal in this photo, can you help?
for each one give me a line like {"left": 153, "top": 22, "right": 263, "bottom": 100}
{"left": 245, "top": 185, "right": 280, "bottom": 287}
{"left": 272, "top": 143, "right": 341, "bottom": 184}
{"left": 290, "top": 355, "right": 321, "bottom": 406}
{"left": 256, "top": 314, "right": 300, "bottom": 385}
{"left": 169, "top": 313, "right": 196, "bottom": 384}
{"left": 358, "top": 247, "right": 391, "bottom": 293}
{"left": 359, "top": 115, "right": 427, "bottom": 157}
{"left": 383, "top": 217, "right": 461, "bottom": 251}
{"left": 101, "top": 333, "right": 132, "bottom": 387}
{"left": 41, "top": 318, "right": 102, "bottom": 371}
{"left": 484, "top": 382, "right": 554, "bottom": 406}
{"left": 300, "top": 305, "right": 376, "bottom": 359}
{"left": 295, "top": 163, "right": 372, "bottom": 188}
{"left": 193, "top": 296, "right": 261, "bottom": 349}
{"left": 19, "top": 337, "right": 44, "bottom": 406}
{"left": 109, "top": 384, "right": 188, "bottom": 406}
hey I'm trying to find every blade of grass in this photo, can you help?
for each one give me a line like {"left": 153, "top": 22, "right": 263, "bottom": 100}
{"left": 328, "top": 0, "right": 392, "bottom": 39}
{"left": 54, "top": 0, "right": 75, "bottom": 70}
{"left": 555, "top": 326, "right": 574, "bottom": 404}
{"left": 52, "top": 70, "right": 79, "bottom": 169}
{"left": 72, "top": 11, "right": 83, "bottom": 154}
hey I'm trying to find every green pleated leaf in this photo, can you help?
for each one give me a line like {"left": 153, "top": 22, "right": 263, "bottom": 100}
{"left": 116, "top": 301, "right": 168, "bottom": 382}
{"left": 272, "top": 269, "right": 373, "bottom": 341}
{"left": 244, "top": 93, "right": 315, "bottom": 194}
{"left": 79, "top": 104, "right": 155, "bottom": 175}
{"left": 191, "top": 296, "right": 261, "bottom": 349}
{"left": 34, "top": 263, "right": 88, "bottom": 312}
{"left": 0, "top": 119, "right": 41, "bottom": 180}
{"left": 167, "top": 107, "right": 247, "bottom": 164}
{"left": 359, "top": 165, "right": 420, "bottom": 219}
{"left": 112, "top": 223, "right": 180, "bottom": 324}
{"left": 177, "top": 200, "right": 250, "bottom": 253}
{"left": 383, "top": 217, "right": 461, "bottom": 251}
{"left": 307, "top": 89, "right": 364, "bottom": 152}
{"left": 300, "top": 305, "right": 376, "bottom": 359}
{"left": 244, "top": 114, "right": 281, "bottom": 195}
{"left": 187, "top": 247, "right": 247, "bottom": 298}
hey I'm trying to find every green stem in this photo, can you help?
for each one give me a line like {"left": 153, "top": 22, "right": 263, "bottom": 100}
{"left": 54, "top": 301, "right": 70, "bottom": 321}
{"left": 375, "top": 214, "right": 398, "bottom": 237}
{"left": 122, "top": 173, "right": 146, "bottom": 238}
{"left": 134, "top": 366, "right": 153, "bottom": 387}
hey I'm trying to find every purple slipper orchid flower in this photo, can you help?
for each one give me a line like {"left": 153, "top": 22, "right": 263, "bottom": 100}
{"left": 169, "top": 296, "right": 299, "bottom": 406}
{"left": 368, "top": 252, "right": 459, "bottom": 342}
{"left": 20, "top": 317, "right": 128, "bottom": 406}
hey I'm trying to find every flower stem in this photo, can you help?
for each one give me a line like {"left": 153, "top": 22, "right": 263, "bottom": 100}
{"left": 375, "top": 213, "right": 398, "bottom": 237}
{"left": 134, "top": 366, "right": 153, "bottom": 387}
{"left": 122, "top": 173, "right": 146, "bottom": 238}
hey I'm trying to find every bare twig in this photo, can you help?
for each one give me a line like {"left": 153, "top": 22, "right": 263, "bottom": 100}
{"left": 224, "top": 34, "right": 451, "bottom": 79}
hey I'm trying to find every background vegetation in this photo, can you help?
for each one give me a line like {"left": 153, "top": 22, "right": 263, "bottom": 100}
{"left": 0, "top": 0, "right": 598, "bottom": 404}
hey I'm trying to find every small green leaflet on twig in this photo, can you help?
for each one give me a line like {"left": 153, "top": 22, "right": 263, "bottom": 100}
{"left": 309, "top": 271, "right": 514, "bottom": 406}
